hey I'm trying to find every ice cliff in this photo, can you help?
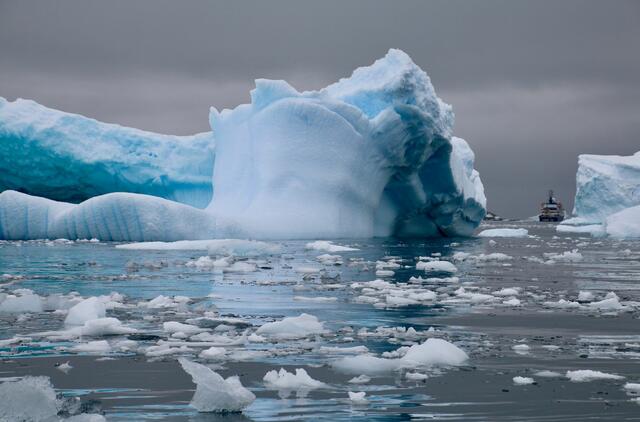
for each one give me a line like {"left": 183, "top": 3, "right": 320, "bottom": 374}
{"left": 0, "top": 49, "right": 486, "bottom": 241}
{"left": 562, "top": 151, "right": 640, "bottom": 237}
{"left": 0, "top": 97, "right": 214, "bottom": 208}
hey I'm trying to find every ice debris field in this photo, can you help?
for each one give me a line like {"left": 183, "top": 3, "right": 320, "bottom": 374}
{"left": 1, "top": 221, "right": 640, "bottom": 421}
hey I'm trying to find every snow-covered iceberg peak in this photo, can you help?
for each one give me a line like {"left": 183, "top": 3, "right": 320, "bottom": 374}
{"left": 209, "top": 49, "right": 485, "bottom": 238}
{"left": 0, "top": 97, "right": 215, "bottom": 208}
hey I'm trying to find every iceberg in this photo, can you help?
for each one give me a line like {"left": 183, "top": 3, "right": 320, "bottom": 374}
{"left": 562, "top": 152, "right": 640, "bottom": 237}
{"left": 0, "top": 49, "right": 486, "bottom": 241}
{"left": 0, "top": 97, "right": 214, "bottom": 208}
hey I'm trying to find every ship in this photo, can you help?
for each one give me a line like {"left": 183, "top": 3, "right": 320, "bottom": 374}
{"left": 538, "top": 190, "right": 564, "bottom": 222}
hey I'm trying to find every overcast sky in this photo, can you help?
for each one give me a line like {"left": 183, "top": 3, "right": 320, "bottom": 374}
{"left": 1, "top": 0, "right": 639, "bottom": 217}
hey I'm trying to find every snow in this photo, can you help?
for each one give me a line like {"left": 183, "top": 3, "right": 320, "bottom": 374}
{"left": 65, "top": 297, "right": 106, "bottom": 326}
{"left": 477, "top": 228, "right": 529, "bottom": 238}
{"left": 566, "top": 369, "right": 625, "bottom": 382}
{"left": 263, "top": 368, "right": 325, "bottom": 395}
{"left": 178, "top": 358, "right": 255, "bottom": 412}
{"left": 0, "top": 97, "right": 214, "bottom": 208}
{"left": 416, "top": 260, "right": 458, "bottom": 273}
{"left": 256, "top": 313, "right": 325, "bottom": 339}
{"left": 1, "top": 49, "right": 485, "bottom": 241}
{"left": 513, "top": 376, "right": 535, "bottom": 385}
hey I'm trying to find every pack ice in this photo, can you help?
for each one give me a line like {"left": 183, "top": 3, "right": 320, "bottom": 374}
{"left": 561, "top": 152, "right": 640, "bottom": 237}
{"left": 0, "top": 49, "right": 486, "bottom": 241}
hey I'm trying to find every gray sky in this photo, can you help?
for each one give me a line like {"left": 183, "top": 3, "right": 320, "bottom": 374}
{"left": 1, "top": 0, "right": 639, "bottom": 217}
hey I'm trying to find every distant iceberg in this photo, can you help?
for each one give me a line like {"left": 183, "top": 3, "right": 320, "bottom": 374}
{"left": 561, "top": 151, "right": 640, "bottom": 237}
{"left": 0, "top": 49, "right": 486, "bottom": 241}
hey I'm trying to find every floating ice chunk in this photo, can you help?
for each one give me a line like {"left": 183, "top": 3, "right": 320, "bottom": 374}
{"left": 416, "top": 260, "right": 457, "bottom": 273}
{"left": 502, "top": 298, "right": 521, "bottom": 306}
{"left": 319, "top": 345, "right": 369, "bottom": 355}
{"left": 293, "top": 296, "right": 338, "bottom": 303}
{"left": 348, "top": 391, "right": 368, "bottom": 404}
{"left": 477, "top": 228, "right": 528, "bottom": 238}
{"left": 376, "top": 269, "right": 395, "bottom": 277}
{"left": 65, "top": 297, "right": 106, "bottom": 326}
{"left": 543, "top": 299, "right": 581, "bottom": 309}
{"left": 263, "top": 368, "right": 325, "bottom": 397}
{"left": 0, "top": 376, "right": 58, "bottom": 421}
{"left": 333, "top": 338, "right": 467, "bottom": 375}
{"left": 348, "top": 375, "right": 371, "bottom": 384}
{"left": 256, "top": 313, "right": 325, "bottom": 339}
{"left": 117, "top": 239, "right": 281, "bottom": 256}
{"left": 512, "top": 344, "right": 531, "bottom": 354}
{"left": 163, "top": 321, "right": 206, "bottom": 335}
{"left": 316, "top": 254, "right": 344, "bottom": 265}
{"left": 401, "top": 338, "right": 468, "bottom": 367}
{"left": 544, "top": 249, "right": 583, "bottom": 263}
{"left": 199, "top": 346, "right": 227, "bottom": 360}
{"left": 566, "top": 369, "right": 624, "bottom": 382}
{"left": 406, "top": 372, "right": 429, "bottom": 381}
{"left": 294, "top": 266, "right": 321, "bottom": 274}
{"left": 306, "top": 241, "right": 359, "bottom": 252}
{"left": 71, "top": 340, "right": 111, "bottom": 354}
{"left": 493, "top": 288, "right": 520, "bottom": 296}
{"left": 0, "top": 293, "right": 43, "bottom": 313}
{"left": 178, "top": 358, "right": 255, "bottom": 413}
{"left": 332, "top": 354, "right": 400, "bottom": 375}
{"left": 534, "top": 370, "right": 562, "bottom": 377}
{"left": 624, "top": 383, "right": 640, "bottom": 393}
{"left": 513, "top": 376, "right": 535, "bottom": 385}
{"left": 556, "top": 224, "right": 605, "bottom": 235}
{"left": 577, "top": 291, "right": 595, "bottom": 302}
{"left": 56, "top": 361, "right": 73, "bottom": 373}
{"left": 80, "top": 317, "right": 137, "bottom": 336}
{"left": 588, "top": 294, "right": 625, "bottom": 311}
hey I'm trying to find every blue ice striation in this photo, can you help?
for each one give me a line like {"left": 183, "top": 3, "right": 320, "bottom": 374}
{"left": 0, "top": 97, "right": 215, "bottom": 208}
{"left": 0, "top": 49, "right": 486, "bottom": 241}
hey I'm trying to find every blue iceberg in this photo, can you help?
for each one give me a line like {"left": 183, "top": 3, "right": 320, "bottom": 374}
{"left": 0, "top": 49, "right": 486, "bottom": 241}
{"left": 0, "top": 97, "right": 214, "bottom": 208}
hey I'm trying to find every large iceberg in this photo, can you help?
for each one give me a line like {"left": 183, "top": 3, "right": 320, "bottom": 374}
{"left": 0, "top": 97, "right": 214, "bottom": 208}
{"left": 562, "top": 152, "right": 640, "bottom": 237}
{"left": 0, "top": 49, "right": 486, "bottom": 241}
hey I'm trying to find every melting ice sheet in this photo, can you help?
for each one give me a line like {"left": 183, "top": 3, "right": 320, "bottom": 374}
{"left": 0, "top": 49, "right": 485, "bottom": 241}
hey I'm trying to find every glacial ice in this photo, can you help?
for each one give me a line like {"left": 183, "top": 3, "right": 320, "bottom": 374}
{"left": 0, "top": 49, "right": 486, "bottom": 240}
{"left": 177, "top": 358, "right": 255, "bottom": 413}
{"left": 562, "top": 151, "right": 640, "bottom": 237}
{"left": 0, "top": 376, "right": 106, "bottom": 421}
{"left": 0, "top": 97, "right": 214, "bottom": 208}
